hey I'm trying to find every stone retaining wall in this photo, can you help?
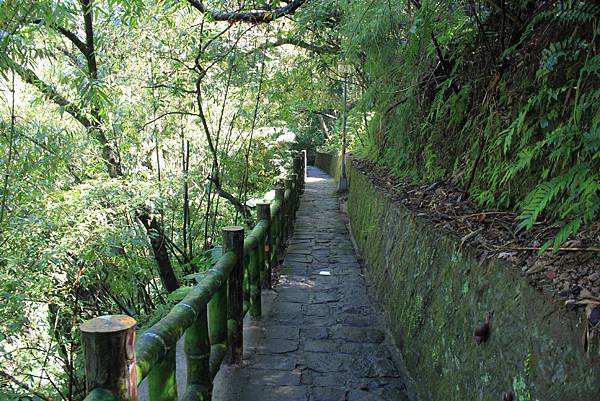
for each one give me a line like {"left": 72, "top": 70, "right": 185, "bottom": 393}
{"left": 314, "top": 151, "right": 341, "bottom": 181}
{"left": 346, "top": 157, "right": 599, "bottom": 401}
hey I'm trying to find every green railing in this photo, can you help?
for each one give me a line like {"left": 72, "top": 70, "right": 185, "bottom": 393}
{"left": 79, "top": 151, "right": 307, "bottom": 401}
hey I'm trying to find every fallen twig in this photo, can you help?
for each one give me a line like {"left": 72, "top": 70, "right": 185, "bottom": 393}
{"left": 496, "top": 246, "right": 600, "bottom": 253}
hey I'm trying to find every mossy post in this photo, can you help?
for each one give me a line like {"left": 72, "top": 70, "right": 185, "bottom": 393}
{"left": 290, "top": 173, "right": 299, "bottom": 212}
{"left": 301, "top": 150, "right": 307, "bottom": 187}
{"left": 183, "top": 303, "right": 211, "bottom": 401}
{"left": 80, "top": 315, "right": 137, "bottom": 401}
{"left": 207, "top": 278, "right": 227, "bottom": 373}
{"left": 257, "top": 202, "right": 271, "bottom": 289}
{"left": 243, "top": 254, "right": 250, "bottom": 314}
{"left": 274, "top": 186, "right": 285, "bottom": 256}
{"left": 293, "top": 156, "right": 302, "bottom": 193}
{"left": 248, "top": 240, "right": 261, "bottom": 317}
{"left": 223, "top": 226, "right": 244, "bottom": 364}
{"left": 147, "top": 349, "right": 177, "bottom": 401}
{"left": 284, "top": 178, "right": 293, "bottom": 238}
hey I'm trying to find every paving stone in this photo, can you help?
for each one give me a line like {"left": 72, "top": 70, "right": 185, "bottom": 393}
{"left": 336, "top": 314, "right": 376, "bottom": 327}
{"left": 347, "top": 389, "right": 385, "bottom": 401}
{"left": 248, "top": 354, "right": 298, "bottom": 370}
{"left": 304, "top": 340, "right": 340, "bottom": 353}
{"left": 310, "top": 386, "right": 347, "bottom": 401}
{"left": 248, "top": 338, "right": 299, "bottom": 354}
{"left": 270, "top": 311, "right": 303, "bottom": 324}
{"left": 310, "top": 291, "right": 341, "bottom": 304}
{"left": 303, "top": 352, "right": 353, "bottom": 373}
{"left": 262, "top": 325, "right": 300, "bottom": 340}
{"left": 286, "top": 254, "right": 313, "bottom": 263}
{"left": 338, "top": 343, "right": 390, "bottom": 356}
{"left": 288, "top": 246, "right": 313, "bottom": 255}
{"left": 304, "top": 316, "right": 336, "bottom": 327}
{"left": 352, "top": 356, "right": 401, "bottom": 378}
{"left": 247, "top": 368, "right": 302, "bottom": 386}
{"left": 307, "top": 372, "right": 349, "bottom": 388}
{"left": 303, "top": 304, "right": 331, "bottom": 317}
{"left": 328, "top": 326, "right": 385, "bottom": 343}
{"left": 272, "top": 301, "right": 303, "bottom": 314}
{"left": 241, "top": 385, "right": 309, "bottom": 401}
{"left": 277, "top": 288, "right": 310, "bottom": 303}
{"left": 300, "top": 326, "right": 328, "bottom": 340}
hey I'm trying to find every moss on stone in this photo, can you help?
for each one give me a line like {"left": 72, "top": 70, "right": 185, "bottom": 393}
{"left": 346, "top": 159, "right": 600, "bottom": 401}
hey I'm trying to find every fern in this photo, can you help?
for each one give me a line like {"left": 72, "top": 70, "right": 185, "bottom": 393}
{"left": 555, "top": 1, "right": 600, "bottom": 25}
{"left": 540, "top": 218, "right": 582, "bottom": 253}
{"left": 537, "top": 38, "right": 588, "bottom": 79}
{"left": 518, "top": 177, "right": 569, "bottom": 231}
{"left": 349, "top": 0, "right": 600, "bottom": 250}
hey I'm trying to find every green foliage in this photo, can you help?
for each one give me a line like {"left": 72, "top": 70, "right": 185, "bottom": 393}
{"left": 0, "top": 1, "right": 307, "bottom": 399}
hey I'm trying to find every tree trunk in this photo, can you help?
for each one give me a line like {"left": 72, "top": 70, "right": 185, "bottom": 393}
{"left": 137, "top": 211, "right": 180, "bottom": 293}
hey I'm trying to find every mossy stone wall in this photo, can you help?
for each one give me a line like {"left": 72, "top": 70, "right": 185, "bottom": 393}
{"left": 346, "top": 158, "right": 600, "bottom": 401}
{"left": 314, "top": 151, "right": 341, "bottom": 181}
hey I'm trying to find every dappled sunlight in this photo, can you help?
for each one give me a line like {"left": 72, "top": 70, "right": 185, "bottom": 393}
{"left": 306, "top": 176, "right": 326, "bottom": 183}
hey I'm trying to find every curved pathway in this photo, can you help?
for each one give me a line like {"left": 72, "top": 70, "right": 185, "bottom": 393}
{"left": 212, "top": 166, "right": 414, "bottom": 401}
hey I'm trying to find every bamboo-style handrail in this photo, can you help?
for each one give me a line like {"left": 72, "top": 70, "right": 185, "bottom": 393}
{"left": 80, "top": 151, "right": 306, "bottom": 401}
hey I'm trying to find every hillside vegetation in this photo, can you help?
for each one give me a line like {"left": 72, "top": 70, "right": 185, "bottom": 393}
{"left": 310, "top": 0, "right": 599, "bottom": 252}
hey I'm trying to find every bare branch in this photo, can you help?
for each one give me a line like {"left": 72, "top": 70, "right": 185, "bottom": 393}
{"left": 141, "top": 111, "right": 200, "bottom": 130}
{"left": 209, "top": 176, "right": 252, "bottom": 223}
{"left": 80, "top": 0, "right": 98, "bottom": 79}
{"left": 186, "top": 0, "right": 308, "bottom": 23}
{"left": 143, "top": 84, "right": 196, "bottom": 94}
{"left": 60, "top": 48, "right": 85, "bottom": 70}
{"left": 32, "top": 19, "right": 88, "bottom": 57}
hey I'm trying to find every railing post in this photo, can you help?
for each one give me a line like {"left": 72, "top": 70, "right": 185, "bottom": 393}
{"left": 257, "top": 203, "right": 271, "bottom": 289}
{"left": 208, "top": 280, "right": 227, "bottom": 376}
{"left": 290, "top": 173, "right": 299, "bottom": 212}
{"left": 274, "top": 186, "right": 285, "bottom": 258}
{"left": 80, "top": 315, "right": 137, "bottom": 401}
{"left": 301, "top": 150, "right": 307, "bottom": 190}
{"left": 147, "top": 350, "right": 177, "bottom": 401}
{"left": 248, "top": 240, "right": 261, "bottom": 317}
{"left": 284, "top": 178, "right": 293, "bottom": 237}
{"left": 183, "top": 302, "right": 211, "bottom": 401}
{"left": 223, "top": 226, "right": 244, "bottom": 364}
{"left": 293, "top": 156, "right": 301, "bottom": 182}
{"left": 243, "top": 254, "right": 251, "bottom": 314}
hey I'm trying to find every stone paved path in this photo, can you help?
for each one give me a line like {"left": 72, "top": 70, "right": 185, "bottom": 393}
{"left": 212, "top": 167, "right": 413, "bottom": 401}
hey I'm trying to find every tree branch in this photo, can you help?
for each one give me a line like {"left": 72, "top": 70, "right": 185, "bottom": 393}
{"left": 141, "top": 111, "right": 200, "bottom": 130}
{"left": 142, "top": 84, "right": 196, "bottom": 95}
{"left": 60, "top": 47, "right": 85, "bottom": 70}
{"left": 0, "top": 369, "right": 56, "bottom": 401}
{"left": 32, "top": 19, "right": 88, "bottom": 57}
{"left": 186, "top": 0, "right": 308, "bottom": 23}
{"left": 8, "top": 59, "right": 93, "bottom": 128}
{"left": 252, "top": 37, "right": 337, "bottom": 54}
{"left": 80, "top": 0, "right": 98, "bottom": 79}
{"left": 9, "top": 59, "right": 123, "bottom": 177}
{"left": 209, "top": 176, "right": 252, "bottom": 223}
